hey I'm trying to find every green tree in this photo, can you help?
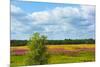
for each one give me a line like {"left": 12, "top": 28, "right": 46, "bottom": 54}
{"left": 25, "top": 32, "right": 48, "bottom": 65}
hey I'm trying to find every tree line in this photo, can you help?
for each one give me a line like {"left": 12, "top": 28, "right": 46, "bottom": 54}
{"left": 11, "top": 39, "right": 95, "bottom": 46}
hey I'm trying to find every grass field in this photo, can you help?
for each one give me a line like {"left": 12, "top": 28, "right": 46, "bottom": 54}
{"left": 10, "top": 44, "right": 95, "bottom": 67}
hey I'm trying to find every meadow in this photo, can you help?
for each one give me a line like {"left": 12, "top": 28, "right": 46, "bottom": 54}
{"left": 10, "top": 44, "right": 95, "bottom": 67}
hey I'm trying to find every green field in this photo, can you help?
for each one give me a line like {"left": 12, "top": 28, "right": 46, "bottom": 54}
{"left": 10, "top": 44, "right": 95, "bottom": 67}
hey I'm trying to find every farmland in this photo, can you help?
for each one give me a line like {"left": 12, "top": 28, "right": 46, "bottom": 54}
{"left": 10, "top": 44, "right": 95, "bottom": 67}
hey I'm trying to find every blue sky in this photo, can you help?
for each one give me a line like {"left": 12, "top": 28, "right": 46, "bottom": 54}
{"left": 11, "top": 1, "right": 95, "bottom": 40}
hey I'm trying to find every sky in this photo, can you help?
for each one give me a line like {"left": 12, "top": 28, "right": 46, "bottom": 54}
{"left": 11, "top": 0, "right": 95, "bottom": 40}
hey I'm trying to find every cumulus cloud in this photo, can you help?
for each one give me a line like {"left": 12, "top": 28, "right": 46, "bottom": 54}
{"left": 11, "top": 3, "right": 95, "bottom": 40}
{"left": 11, "top": 4, "right": 23, "bottom": 14}
{"left": 32, "top": 11, "right": 50, "bottom": 22}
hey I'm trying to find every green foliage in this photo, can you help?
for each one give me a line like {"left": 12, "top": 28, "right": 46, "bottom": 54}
{"left": 46, "top": 39, "right": 95, "bottom": 45}
{"left": 11, "top": 39, "right": 95, "bottom": 46}
{"left": 10, "top": 40, "right": 27, "bottom": 46}
{"left": 25, "top": 32, "right": 48, "bottom": 65}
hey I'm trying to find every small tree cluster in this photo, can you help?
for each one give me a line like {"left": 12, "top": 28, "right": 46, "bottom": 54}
{"left": 26, "top": 32, "right": 48, "bottom": 65}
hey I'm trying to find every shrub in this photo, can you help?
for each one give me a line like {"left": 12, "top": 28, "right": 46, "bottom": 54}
{"left": 25, "top": 32, "right": 48, "bottom": 65}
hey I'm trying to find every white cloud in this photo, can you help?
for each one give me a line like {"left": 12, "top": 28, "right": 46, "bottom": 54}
{"left": 31, "top": 11, "right": 50, "bottom": 24}
{"left": 11, "top": 4, "right": 23, "bottom": 14}
{"left": 30, "top": 6, "right": 85, "bottom": 33}
{"left": 52, "top": 7, "right": 80, "bottom": 18}
{"left": 30, "top": 6, "right": 81, "bottom": 25}
{"left": 29, "top": 6, "right": 80, "bottom": 33}
{"left": 11, "top": 4, "right": 95, "bottom": 40}
{"left": 80, "top": 5, "right": 95, "bottom": 19}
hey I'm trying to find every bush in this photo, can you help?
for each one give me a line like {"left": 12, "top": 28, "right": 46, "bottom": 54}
{"left": 25, "top": 32, "right": 48, "bottom": 65}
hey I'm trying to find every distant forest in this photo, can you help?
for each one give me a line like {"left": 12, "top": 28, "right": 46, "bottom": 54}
{"left": 11, "top": 39, "right": 95, "bottom": 46}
